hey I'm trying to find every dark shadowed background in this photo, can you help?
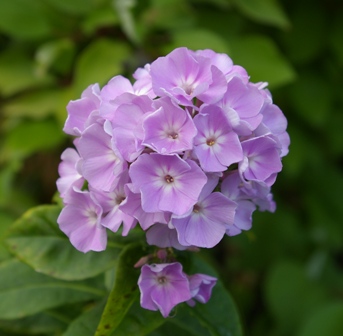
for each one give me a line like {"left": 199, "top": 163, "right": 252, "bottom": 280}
{"left": 0, "top": 0, "right": 343, "bottom": 335}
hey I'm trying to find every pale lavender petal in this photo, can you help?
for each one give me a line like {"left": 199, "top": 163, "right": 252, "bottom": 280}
{"left": 146, "top": 223, "right": 187, "bottom": 250}
{"left": 143, "top": 97, "right": 197, "bottom": 154}
{"left": 77, "top": 123, "right": 126, "bottom": 191}
{"left": 57, "top": 189, "right": 106, "bottom": 253}
{"left": 119, "top": 184, "right": 170, "bottom": 230}
{"left": 138, "top": 263, "right": 191, "bottom": 317}
{"left": 56, "top": 148, "right": 84, "bottom": 199}
{"left": 240, "top": 136, "right": 282, "bottom": 183}
{"left": 188, "top": 273, "right": 217, "bottom": 304}
{"left": 129, "top": 154, "right": 207, "bottom": 216}
{"left": 64, "top": 83, "right": 101, "bottom": 136}
{"left": 194, "top": 106, "right": 243, "bottom": 172}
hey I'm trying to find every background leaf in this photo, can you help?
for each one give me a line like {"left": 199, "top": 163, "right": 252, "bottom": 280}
{"left": 5, "top": 205, "right": 123, "bottom": 281}
{"left": 94, "top": 243, "right": 142, "bottom": 336}
{"left": 230, "top": 34, "right": 296, "bottom": 88}
{"left": 0, "top": 0, "right": 51, "bottom": 39}
{"left": 233, "top": 0, "right": 290, "bottom": 29}
{"left": 73, "top": 38, "right": 131, "bottom": 95}
{"left": 0, "top": 259, "right": 106, "bottom": 319}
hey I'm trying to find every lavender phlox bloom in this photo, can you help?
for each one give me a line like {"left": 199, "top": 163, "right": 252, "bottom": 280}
{"left": 138, "top": 262, "right": 192, "bottom": 317}
{"left": 172, "top": 177, "right": 237, "bottom": 248}
{"left": 150, "top": 47, "right": 227, "bottom": 106}
{"left": 193, "top": 105, "right": 243, "bottom": 172}
{"left": 217, "top": 76, "right": 265, "bottom": 136}
{"left": 119, "top": 183, "right": 171, "bottom": 230}
{"left": 239, "top": 177, "right": 276, "bottom": 213}
{"left": 143, "top": 97, "right": 197, "bottom": 154}
{"left": 77, "top": 122, "right": 126, "bottom": 191}
{"left": 146, "top": 223, "right": 187, "bottom": 250}
{"left": 129, "top": 153, "right": 207, "bottom": 216}
{"left": 221, "top": 171, "right": 256, "bottom": 236}
{"left": 57, "top": 188, "right": 106, "bottom": 253}
{"left": 64, "top": 84, "right": 101, "bottom": 136}
{"left": 110, "top": 94, "right": 154, "bottom": 161}
{"left": 90, "top": 170, "right": 137, "bottom": 236}
{"left": 255, "top": 103, "right": 290, "bottom": 157}
{"left": 239, "top": 135, "right": 282, "bottom": 186}
{"left": 56, "top": 148, "right": 84, "bottom": 199}
{"left": 187, "top": 273, "right": 217, "bottom": 306}
{"left": 132, "top": 64, "right": 156, "bottom": 99}
{"left": 100, "top": 75, "right": 143, "bottom": 118}
{"left": 194, "top": 49, "right": 249, "bottom": 83}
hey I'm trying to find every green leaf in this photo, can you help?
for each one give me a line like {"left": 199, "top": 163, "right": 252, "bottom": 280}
{"left": 94, "top": 243, "right": 142, "bottom": 336}
{"left": 230, "top": 35, "right": 296, "bottom": 88}
{"left": 5, "top": 205, "right": 123, "bottom": 281}
{"left": 63, "top": 301, "right": 106, "bottom": 336}
{"left": 114, "top": 300, "right": 165, "bottom": 335}
{"left": 3, "top": 89, "right": 65, "bottom": 120}
{"left": 1, "top": 119, "right": 65, "bottom": 161}
{"left": 82, "top": 7, "right": 119, "bottom": 35}
{"left": 0, "top": 0, "right": 51, "bottom": 39}
{"left": 233, "top": 0, "right": 290, "bottom": 29}
{"left": 0, "top": 311, "right": 67, "bottom": 335}
{"left": 165, "top": 29, "right": 230, "bottom": 54}
{"left": 74, "top": 38, "right": 130, "bottom": 95}
{"left": 184, "top": 255, "right": 243, "bottom": 336}
{"left": 264, "top": 261, "right": 329, "bottom": 334}
{"left": 0, "top": 47, "right": 53, "bottom": 97}
{"left": 45, "top": 0, "right": 96, "bottom": 15}
{"left": 298, "top": 303, "right": 343, "bottom": 336}
{"left": 0, "top": 259, "right": 106, "bottom": 319}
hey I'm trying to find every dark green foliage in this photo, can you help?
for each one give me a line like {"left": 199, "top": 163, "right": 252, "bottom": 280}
{"left": 0, "top": 0, "right": 342, "bottom": 334}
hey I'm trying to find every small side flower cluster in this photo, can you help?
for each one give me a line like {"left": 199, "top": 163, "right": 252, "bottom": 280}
{"left": 57, "top": 47, "right": 289, "bottom": 317}
{"left": 138, "top": 262, "right": 217, "bottom": 318}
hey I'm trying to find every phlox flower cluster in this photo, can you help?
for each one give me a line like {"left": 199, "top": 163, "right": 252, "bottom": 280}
{"left": 57, "top": 47, "right": 289, "bottom": 317}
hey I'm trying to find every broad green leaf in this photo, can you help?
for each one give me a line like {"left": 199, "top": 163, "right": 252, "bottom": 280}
{"left": 141, "top": 0, "right": 194, "bottom": 31}
{"left": 95, "top": 243, "right": 142, "bottom": 336}
{"left": 74, "top": 39, "right": 130, "bottom": 95}
{"left": 0, "top": 211, "right": 15, "bottom": 262}
{"left": 233, "top": 0, "right": 290, "bottom": 29}
{"left": 0, "top": 259, "right": 106, "bottom": 319}
{"left": 63, "top": 301, "right": 106, "bottom": 336}
{"left": 298, "top": 303, "right": 343, "bottom": 336}
{"left": 114, "top": 300, "right": 165, "bottom": 335}
{"left": 5, "top": 205, "right": 122, "bottom": 281}
{"left": 165, "top": 29, "right": 230, "bottom": 54}
{"left": 82, "top": 7, "right": 119, "bottom": 35}
{"left": 0, "top": 311, "right": 67, "bottom": 335}
{"left": 230, "top": 35, "right": 296, "bottom": 88}
{"left": 3, "top": 89, "right": 65, "bottom": 120}
{"left": 1, "top": 119, "right": 65, "bottom": 161}
{"left": 184, "top": 255, "right": 243, "bottom": 336}
{"left": 45, "top": 0, "right": 96, "bottom": 15}
{"left": 0, "top": 0, "right": 51, "bottom": 39}
{"left": 0, "top": 48, "right": 53, "bottom": 97}
{"left": 264, "top": 261, "right": 329, "bottom": 334}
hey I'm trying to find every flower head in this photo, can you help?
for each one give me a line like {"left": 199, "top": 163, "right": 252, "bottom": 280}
{"left": 138, "top": 262, "right": 192, "bottom": 317}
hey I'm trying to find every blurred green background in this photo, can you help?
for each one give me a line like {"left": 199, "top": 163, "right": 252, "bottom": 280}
{"left": 0, "top": 0, "right": 343, "bottom": 335}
